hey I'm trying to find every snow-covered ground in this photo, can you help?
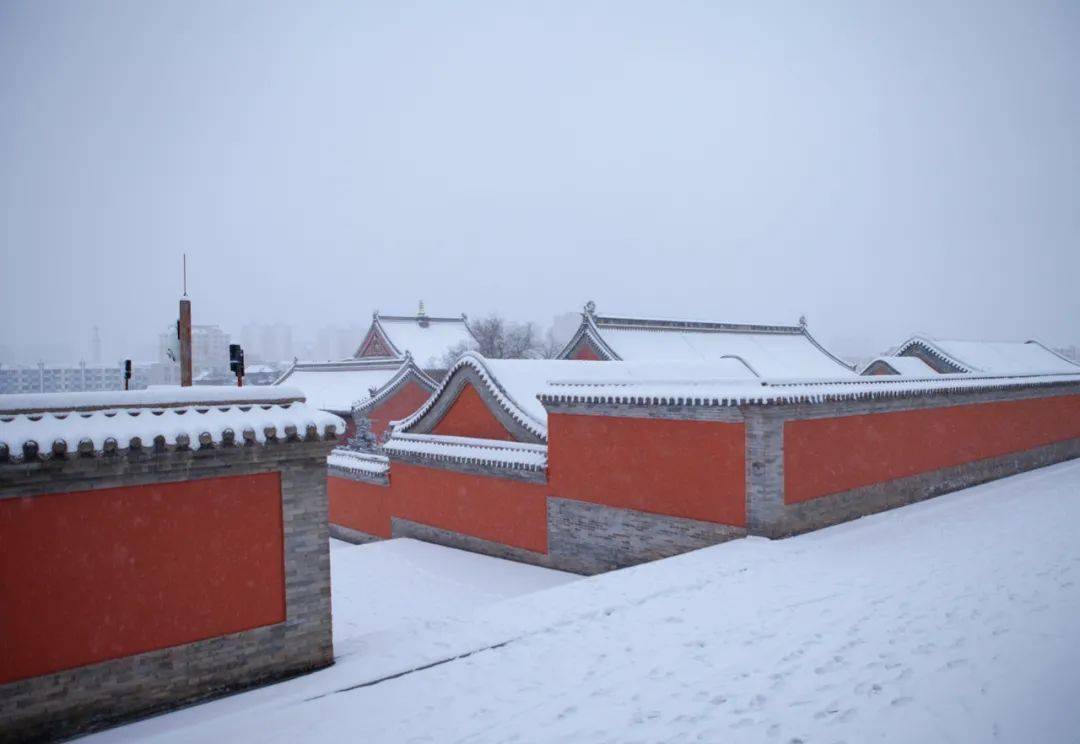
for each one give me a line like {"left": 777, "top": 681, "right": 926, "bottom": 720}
{"left": 87, "top": 461, "right": 1080, "bottom": 743}
{"left": 328, "top": 537, "right": 575, "bottom": 644}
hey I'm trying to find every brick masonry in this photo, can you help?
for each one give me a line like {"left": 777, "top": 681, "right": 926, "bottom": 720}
{"left": 0, "top": 441, "right": 336, "bottom": 743}
{"left": 546, "top": 497, "right": 745, "bottom": 575}
{"left": 334, "top": 465, "right": 745, "bottom": 575}
{"left": 748, "top": 384, "right": 1080, "bottom": 537}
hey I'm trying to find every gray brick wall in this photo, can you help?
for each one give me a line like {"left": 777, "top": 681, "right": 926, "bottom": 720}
{"left": 388, "top": 497, "right": 744, "bottom": 576}
{"left": 743, "top": 385, "right": 1080, "bottom": 537}
{"left": 329, "top": 383, "right": 1080, "bottom": 577}
{"left": 0, "top": 442, "right": 336, "bottom": 743}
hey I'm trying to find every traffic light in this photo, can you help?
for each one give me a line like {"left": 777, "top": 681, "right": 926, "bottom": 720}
{"left": 229, "top": 344, "right": 245, "bottom": 386}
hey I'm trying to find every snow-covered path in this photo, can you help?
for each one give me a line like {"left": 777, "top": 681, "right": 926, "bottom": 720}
{"left": 88, "top": 460, "right": 1080, "bottom": 743}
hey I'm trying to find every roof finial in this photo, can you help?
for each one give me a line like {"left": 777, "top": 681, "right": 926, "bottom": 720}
{"left": 418, "top": 300, "right": 426, "bottom": 317}
{"left": 799, "top": 314, "right": 807, "bottom": 328}
{"left": 584, "top": 300, "right": 596, "bottom": 316}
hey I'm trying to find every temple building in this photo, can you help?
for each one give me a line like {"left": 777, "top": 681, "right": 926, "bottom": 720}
{"left": 863, "top": 335, "right": 1080, "bottom": 376}
{"left": 275, "top": 305, "right": 476, "bottom": 440}
{"left": 328, "top": 348, "right": 1080, "bottom": 575}
{"left": 556, "top": 302, "right": 855, "bottom": 378}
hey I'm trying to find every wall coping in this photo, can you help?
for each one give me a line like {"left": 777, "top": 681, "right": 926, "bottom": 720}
{"left": 540, "top": 372, "right": 1080, "bottom": 410}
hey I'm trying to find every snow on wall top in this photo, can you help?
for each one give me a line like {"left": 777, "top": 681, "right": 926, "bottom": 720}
{"left": 0, "top": 385, "right": 303, "bottom": 414}
{"left": 861, "top": 356, "right": 939, "bottom": 376}
{"left": 358, "top": 312, "right": 477, "bottom": 370}
{"left": 274, "top": 359, "right": 404, "bottom": 413}
{"left": 539, "top": 371, "right": 1080, "bottom": 408}
{"left": 392, "top": 353, "right": 760, "bottom": 440}
{"left": 898, "top": 336, "right": 1080, "bottom": 376}
{"left": 557, "top": 304, "right": 855, "bottom": 378}
{"left": 383, "top": 432, "right": 547, "bottom": 472}
{"left": 0, "top": 386, "right": 344, "bottom": 461}
{"left": 327, "top": 448, "right": 390, "bottom": 476}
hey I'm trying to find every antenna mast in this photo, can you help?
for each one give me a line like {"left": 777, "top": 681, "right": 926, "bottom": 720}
{"left": 178, "top": 255, "right": 193, "bottom": 386}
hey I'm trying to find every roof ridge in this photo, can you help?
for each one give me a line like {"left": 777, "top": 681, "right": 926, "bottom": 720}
{"left": 592, "top": 315, "right": 804, "bottom": 334}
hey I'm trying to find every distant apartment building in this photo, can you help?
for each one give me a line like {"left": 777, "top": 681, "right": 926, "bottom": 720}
{"left": 1, "top": 362, "right": 122, "bottom": 394}
{"left": 0, "top": 361, "right": 184, "bottom": 394}
{"left": 158, "top": 324, "right": 231, "bottom": 375}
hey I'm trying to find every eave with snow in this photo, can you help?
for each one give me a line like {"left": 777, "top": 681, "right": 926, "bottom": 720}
{"left": 0, "top": 386, "right": 344, "bottom": 463}
{"left": 556, "top": 301, "right": 855, "bottom": 378}
{"left": 859, "top": 355, "right": 939, "bottom": 376}
{"left": 891, "top": 335, "right": 1080, "bottom": 376}
{"left": 275, "top": 356, "right": 436, "bottom": 417}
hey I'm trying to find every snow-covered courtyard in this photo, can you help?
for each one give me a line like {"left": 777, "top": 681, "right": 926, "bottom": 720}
{"left": 87, "top": 461, "right": 1080, "bottom": 743}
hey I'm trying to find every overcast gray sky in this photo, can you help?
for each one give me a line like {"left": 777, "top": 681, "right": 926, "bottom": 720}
{"left": 2, "top": 0, "right": 1078, "bottom": 363}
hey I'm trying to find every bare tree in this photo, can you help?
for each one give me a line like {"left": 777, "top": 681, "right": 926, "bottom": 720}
{"left": 441, "top": 314, "right": 558, "bottom": 367}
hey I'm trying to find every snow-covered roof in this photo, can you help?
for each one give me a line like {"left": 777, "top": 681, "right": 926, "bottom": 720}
{"left": 274, "top": 359, "right": 412, "bottom": 413}
{"left": 540, "top": 371, "right": 1080, "bottom": 408}
{"left": 391, "top": 353, "right": 760, "bottom": 441}
{"left": 896, "top": 336, "right": 1080, "bottom": 376}
{"left": 383, "top": 433, "right": 547, "bottom": 473}
{"left": 327, "top": 448, "right": 390, "bottom": 477}
{"left": 0, "top": 385, "right": 300, "bottom": 414}
{"left": 0, "top": 386, "right": 344, "bottom": 461}
{"left": 356, "top": 310, "right": 477, "bottom": 370}
{"left": 353, "top": 359, "right": 438, "bottom": 415}
{"left": 558, "top": 303, "right": 855, "bottom": 378}
{"left": 860, "top": 356, "right": 939, "bottom": 376}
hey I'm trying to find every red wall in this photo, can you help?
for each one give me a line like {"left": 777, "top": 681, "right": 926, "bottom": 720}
{"left": 329, "top": 475, "right": 392, "bottom": 538}
{"left": 785, "top": 394, "right": 1080, "bottom": 504}
{"left": 571, "top": 342, "right": 601, "bottom": 361}
{"left": 367, "top": 380, "right": 433, "bottom": 440}
{"left": 430, "top": 384, "right": 515, "bottom": 441}
{"left": 548, "top": 413, "right": 747, "bottom": 526}
{"left": 329, "top": 464, "right": 548, "bottom": 552}
{"left": 393, "top": 463, "right": 548, "bottom": 552}
{"left": 0, "top": 472, "right": 286, "bottom": 685}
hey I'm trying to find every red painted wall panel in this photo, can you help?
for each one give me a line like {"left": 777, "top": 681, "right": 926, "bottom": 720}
{"left": 329, "top": 465, "right": 547, "bottom": 553}
{"left": 571, "top": 343, "right": 601, "bottom": 361}
{"left": 784, "top": 394, "right": 1080, "bottom": 504}
{"left": 328, "top": 475, "right": 392, "bottom": 538}
{"left": 548, "top": 413, "right": 747, "bottom": 526}
{"left": 430, "top": 384, "right": 515, "bottom": 441}
{"left": 0, "top": 472, "right": 286, "bottom": 684}
{"left": 367, "top": 381, "right": 433, "bottom": 440}
{"left": 392, "top": 462, "right": 548, "bottom": 552}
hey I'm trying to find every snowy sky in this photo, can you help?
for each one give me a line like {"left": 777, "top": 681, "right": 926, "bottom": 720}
{"left": 2, "top": 0, "right": 1078, "bottom": 363}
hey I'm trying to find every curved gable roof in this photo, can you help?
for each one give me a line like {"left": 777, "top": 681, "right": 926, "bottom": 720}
{"left": 354, "top": 311, "right": 477, "bottom": 369}
{"left": 392, "top": 352, "right": 762, "bottom": 442}
{"left": 557, "top": 305, "right": 855, "bottom": 378}
{"left": 896, "top": 336, "right": 1079, "bottom": 376}
{"left": 274, "top": 357, "right": 430, "bottom": 414}
{"left": 860, "top": 355, "right": 938, "bottom": 376}
{"left": 392, "top": 353, "right": 556, "bottom": 442}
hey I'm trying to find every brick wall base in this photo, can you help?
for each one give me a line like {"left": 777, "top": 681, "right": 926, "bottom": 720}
{"left": 764, "top": 437, "right": 1080, "bottom": 538}
{"left": 331, "top": 474, "right": 746, "bottom": 575}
